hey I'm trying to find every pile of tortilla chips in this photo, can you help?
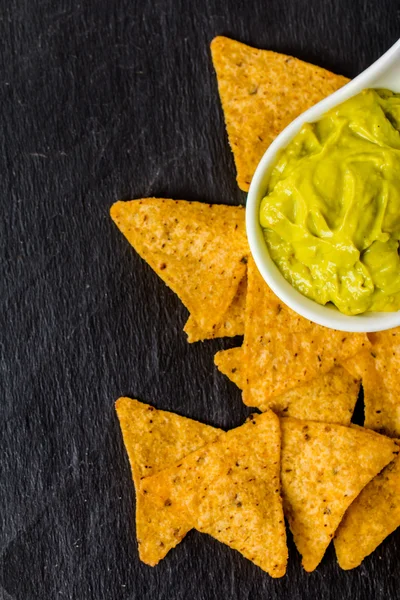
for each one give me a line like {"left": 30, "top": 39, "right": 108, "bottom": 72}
{"left": 116, "top": 397, "right": 398, "bottom": 575}
{"left": 111, "top": 36, "right": 400, "bottom": 575}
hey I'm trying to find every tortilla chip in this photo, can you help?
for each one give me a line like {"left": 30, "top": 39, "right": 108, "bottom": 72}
{"left": 342, "top": 353, "right": 365, "bottom": 380}
{"left": 345, "top": 329, "right": 400, "bottom": 437}
{"left": 334, "top": 453, "right": 400, "bottom": 569}
{"left": 243, "top": 256, "right": 369, "bottom": 404}
{"left": 115, "top": 397, "right": 220, "bottom": 565}
{"left": 259, "top": 367, "right": 359, "bottom": 424}
{"left": 344, "top": 350, "right": 388, "bottom": 433}
{"left": 214, "top": 347, "right": 244, "bottom": 388}
{"left": 281, "top": 418, "right": 398, "bottom": 571}
{"left": 210, "top": 36, "right": 349, "bottom": 191}
{"left": 215, "top": 347, "right": 359, "bottom": 425}
{"left": 141, "top": 412, "right": 288, "bottom": 577}
{"left": 184, "top": 273, "right": 247, "bottom": 342}
{"left": 110, "top": 199, "right": 248, "bottom": 331}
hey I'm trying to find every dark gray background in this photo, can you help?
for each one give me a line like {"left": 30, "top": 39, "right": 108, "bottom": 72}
{"left": 1, "top": 1, "right": 400, "bottom": 599}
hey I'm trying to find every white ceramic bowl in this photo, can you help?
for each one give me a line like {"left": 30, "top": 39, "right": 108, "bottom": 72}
{"left": 246, "top": 38, "right": 400, "bottom": 332}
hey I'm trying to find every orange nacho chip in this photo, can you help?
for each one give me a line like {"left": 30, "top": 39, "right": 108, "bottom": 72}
{"left": 344, "top": 350, "right": 389, "bottom": 434}
{"left": 141, "top": 412, "right": 287, "bottom": 577}
{"left": 214, "top": 347, "right": 244, "bottom": 389}
{"left": 242, "top": 256, "right": 369, "bottom": 404}
{"left": 210, "top": 36, "right": 349, "bottom": 191}
{"left": 215, "top": 346, "right": 359, "bottom": 424}
{"left": 110, "top": 199, "right": 248, "bottom": 332}
{"left": 281, "top": 418, "right": 398, "bottom": 572}
{"left": 256, "top": 367, "right": 360, "bottom": 424}
{"left": 115, "top": 397, "right": 220, "bottom": 565}
{"left": 334, "top": 452, "right": 400, "bottom": 569}
{"left": 345, "top": 329, "right": 400, "bottom": 437}
{"left": 184, "top": 272, "right": 247, "bottom": 342}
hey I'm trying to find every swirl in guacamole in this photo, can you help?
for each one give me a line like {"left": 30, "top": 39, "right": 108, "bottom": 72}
{"left": 259, "top": 89, "right": 400, "bottom": 315}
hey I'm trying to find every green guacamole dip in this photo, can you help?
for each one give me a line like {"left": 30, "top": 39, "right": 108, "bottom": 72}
{"left": 259, "top": 89, "right": 400, "bottom": 315}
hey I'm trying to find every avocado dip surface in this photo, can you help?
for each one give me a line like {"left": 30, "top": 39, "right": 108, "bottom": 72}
{"left": 260, "top": 89, "right": 400, "bottom": 315}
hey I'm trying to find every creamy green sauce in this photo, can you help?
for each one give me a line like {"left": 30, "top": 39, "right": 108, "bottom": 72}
{"left": 259, "top": 89, "right": 400, "bottom": 315}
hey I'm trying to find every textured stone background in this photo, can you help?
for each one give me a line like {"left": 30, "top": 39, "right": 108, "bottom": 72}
{"left": 1, "top": 1, "right": 400, "bottom": 598}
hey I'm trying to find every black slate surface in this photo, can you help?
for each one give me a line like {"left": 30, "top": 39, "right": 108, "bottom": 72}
{"left": 1, "top": 1, "right": 400, "bottom": 599}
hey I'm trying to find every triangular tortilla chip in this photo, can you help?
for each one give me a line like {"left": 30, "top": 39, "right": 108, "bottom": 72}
{"left": 344, "top": 350, "right": 388, "bottom": 433}
{"left": 243, "top": 256, "right": 369, "bottom": 404}
{"left": 214, "top": 347, "right": 244, "bottom": 388}
{"left": 184, "top": 272, "right": 247, "bottom": 342}
{"left": 280, "top": 418, "right": 398, "bottom": 571}
{"left": 115, "top": 397, "right": 221, "bottom": 565}
{"left": 210, "top": 36, "right": 349, "bottom": 191}
{"left": 215, "top": 346, "right": 359, "bottom": 424}
{"left": 110, "top": 199, "right": 248, "bottom": 331}
{"left": 345, "top": 329, "right": 400, "bottom": 437}
{"left": 334, "top": 453, "right": 400, "bottom": 569}
{"left": 258, "top": 367, "right": 360, "bottom": 424}
{"left": 141, "top": 412, "right": 288, "bottom": 577}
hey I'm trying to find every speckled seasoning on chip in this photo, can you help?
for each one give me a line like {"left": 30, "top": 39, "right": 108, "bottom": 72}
{"left": 110, "top": 198, "right": 249, "bottom": 334}
{"left": 334, "top": 451, "right": 400, "bottom": 569}
{"left": 140, "top": 411, "right": 288, "bottom": 577}
{"left": 216, "top": 347, "right": 360, "bottom": 425}
{"left": 345, "top": 328, "right": 400, "bottom": 437}
{"left": 115, "top": 397, "right": 220, "bottom": 565}
{"left": 242, "top": 256, "right": 369, "bottom": 404}
{"left": 280, "top": 418, "right": 398, "bottom": 571}
{"left": 211, "top": 36, "right": 348, "bottom": 191}
{"left": 184, "top": 272, "right": 247, "bottom": 342}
